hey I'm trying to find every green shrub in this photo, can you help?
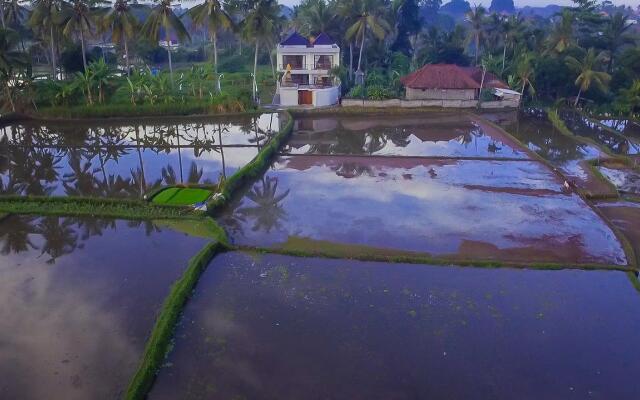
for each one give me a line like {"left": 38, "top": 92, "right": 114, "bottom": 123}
{"left": 366, "top": 85, "right": 395, "bottom": 100}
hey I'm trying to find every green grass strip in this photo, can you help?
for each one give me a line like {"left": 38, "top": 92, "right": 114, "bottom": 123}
{"left": 207, "top": 111, "right": 294, "bottom": 211}
{"left": 152, "top": 187, "right": 213, "bottom": 206}
{"left": 0, "top": 196, "right": 201, "bottom": 220}
{"left": 125, "top": 241, "right": 227, "bottom": 400}
{"left": 239, "top": 244, "right": 636, "bottom": 272}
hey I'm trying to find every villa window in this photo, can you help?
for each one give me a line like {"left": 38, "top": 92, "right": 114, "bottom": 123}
{"left": 315, "top": 55, "right": 332, "bottom": 70}
{"left": 290, "top": 74, "right": 309, "bottom": 85}
{"left": 282, "top": 55, "right": 303, "bottom": 69}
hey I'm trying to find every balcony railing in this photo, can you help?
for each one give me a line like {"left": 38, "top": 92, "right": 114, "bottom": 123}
{"left": 278, "top": 63, "right": 334, "bottom": 70}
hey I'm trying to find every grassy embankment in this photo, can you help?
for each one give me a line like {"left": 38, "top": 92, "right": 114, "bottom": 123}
{"left": 125, "top": 240, "right": 229, "bottom": 400}
{"left": 206, "top": 111, "right": 294, "bottom": 211}
{"left": 0, "top": 196, "right": 202, "bottom": 220}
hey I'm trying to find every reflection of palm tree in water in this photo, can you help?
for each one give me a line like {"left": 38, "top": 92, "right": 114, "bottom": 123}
{"left": 63, "top": 150, "right": 100, "bottom": 197}
{"left": 161, "top": 162, "right": 203, "bottom": 185}
{"left": 0, "top": 215, "right": 38, "bottom": 254}
{"left": 332, "top": 162, "right": 374, "bottom": 178}
{"left": 37, "top": 217, "right": 78, "bottom": 264}
{"left": 237, "top": 176, "right": 290, "bottom": 233}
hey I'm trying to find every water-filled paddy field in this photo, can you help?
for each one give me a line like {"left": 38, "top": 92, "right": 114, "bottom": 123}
{"left": 1, "top": 110, "right": 640, "bottom": 399}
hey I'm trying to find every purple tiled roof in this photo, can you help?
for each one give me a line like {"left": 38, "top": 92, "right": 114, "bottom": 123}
{"left": 312, "top": 33, "right": 335, "bottom": 45}
{"left": 280, "top": 32, "right": 310, "bottom": 46}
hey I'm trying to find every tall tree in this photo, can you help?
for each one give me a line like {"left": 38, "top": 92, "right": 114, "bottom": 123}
{"left": 390, "top": 0, "right": 421, "bottom": 57}
{"left": 565, "top": 47, "right": 611, "bottom": 107}
{"left": 241, "top": 0, "right": 280, "bottom": 101}
{"left": 188, "top": 0, "right": 232, "bottom": 79}
{"left": 465, "top": 4, "right": 486, "bottom": 66}
{"left": 61, "top": 0, "right": 96, "bottom": 73}
{"left": 294, "top": 0, "right": 335, "bottom": 37}
{"left": 29, "top": 0, "right": 66, "bottom": 79}
{"left": 602, "top": 12, "right": 634, "bottom": 72}
{"left": 102, "top": 0, "right": 137, "bottom": 76}
{"left": 345, "top": 0, "right": 390, "bottom": 73}
{"left": 0, "top": 27, "right": 30, "bottom": 111}
{"left": 336, "top": 0, "right": 360, "bottom": 81}
{"left": 514, "top": 51, "right": 534, "bottom": 97}
{"left": 140, "top": 0, "right": 190, "bottom": 85}
{"left": 546, "top": 8, "right": 575, "bottom": 54}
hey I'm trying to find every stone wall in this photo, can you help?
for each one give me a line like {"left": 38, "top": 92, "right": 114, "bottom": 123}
{"left": 405, "top": 88, "right": 477, "bottom": 101}
{"left": 341, "top": 98, "right": 519, "bottom": 109}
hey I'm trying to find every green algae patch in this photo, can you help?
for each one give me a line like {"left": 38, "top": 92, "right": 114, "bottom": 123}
{"left": 0, "top": 196, "right": 200, "bottom": 220}
{"left": 152, "top": 187, "right": 213, "bottom": 206}
{"left": 125, "top": 241, "right": 228, "bottom": 400}
{"left": 154, "top": 218, "right": 228, "bottom": 244}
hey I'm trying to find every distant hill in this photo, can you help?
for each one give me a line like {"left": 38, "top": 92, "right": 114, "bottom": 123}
{"left": 517, "top": 4, "right": 564, "bottom": 18}
{"left": 440, "top": 0, "right": 471, "bottom": 20}
{"left": 489, "top": 0, "right": 515, "bottom": 14}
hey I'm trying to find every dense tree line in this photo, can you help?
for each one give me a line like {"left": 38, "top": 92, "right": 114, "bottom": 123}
{"left": 1, "top": 0, "right": 639, "bottom": 115}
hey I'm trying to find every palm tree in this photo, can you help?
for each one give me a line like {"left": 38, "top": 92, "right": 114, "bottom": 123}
{"left": 501, "top": 14, "right": 524, "bottom": 73}
{"left": 62, "top": 0, "right": 96, "bottom": 73}
{"left": 188, "top": 0, "right": 232, "bottom": 81}
{"left": 345, "top": 0, "right": 390, "bottom": 73}
{"left": 546, "top": 9, "right": 575, "bottom": 54}
{"left": 565, "top": 48, "right": 611, "bottom": 107}
{"left": 140, "top": 0, "right": 190, "bottom": 85}
{"left": 29, "top": 0, "right": 65, "bottom": 79}
{"left": 295, "top": 0, "right": 335, "bottom": 37}
{"left": 242, "top": 0, "right": 280, "bottom": 102}
{"left": 102, "top": 0, "right": 136, "bottom": 76}
{"left": 514, "top": 51, "right": 535, "bottom": 98}
{"left": 465, "top": 4, "right": 486, "bottom": 66}
{"left": 336, "top": 0, "right": 362, "bottom": 81}
{"left": 602, "top": 12, "right": 634, "bottom": 72}
{"left": 0, "top": 28, "right": 29, "bottom": 111}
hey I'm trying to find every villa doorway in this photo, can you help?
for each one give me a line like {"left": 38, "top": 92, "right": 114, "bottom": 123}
{"left": 298, "top": 90, "right": 313, "bottom": 105}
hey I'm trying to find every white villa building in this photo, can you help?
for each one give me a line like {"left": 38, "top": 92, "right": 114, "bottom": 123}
{"left": 276, "top": 32, "right": 341, "bottom": 107}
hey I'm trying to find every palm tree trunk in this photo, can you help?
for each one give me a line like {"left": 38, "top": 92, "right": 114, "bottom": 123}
{"left": 4, "top": 84, "right": 15, "bottom": 112}
{"left": 1, "top": 6, "right": 6, "bottom": 28}
{"left": 135, "top": 126, "right": 146, "bottom": 195}
{"left": 501, "top": 36, "right": 507, "bottom": 73}
{"left": 165, "top": 27, "right": 174, "bottom": 86}
{"left": 213, "top": 31, "right": 218, "bottom": 74}
{"left": 124, "top": 36, "right": 130, "bottom": 77}
{"left": 50, "top": 24, "right": 57, "bottom": 80}
{"left": 574, "top": 87, "right": 582, "bottom": 107}
{"left": 80, "top": 28, "right": 88, "bottom": 73}
{"left": 252, "top": 38, "right": 259, "bottom": 102}
{"left": 475, "top": 34, "right": 479, "bottom": 65}
{"left": 357, "top": 25, "right": 366, "bottom": 72}
{"left": 268, "top": 48, "right": 276, "bottom": 80}
{"left": 349, "top": 42, "right": 353, "bottom": 81}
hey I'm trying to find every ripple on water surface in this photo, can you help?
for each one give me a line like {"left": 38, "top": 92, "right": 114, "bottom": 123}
{"left": 150, "top": 251, "right": 640, "bottom": 400}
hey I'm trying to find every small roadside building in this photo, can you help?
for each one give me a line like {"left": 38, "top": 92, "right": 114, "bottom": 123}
{"left": 399, "top": 64, "right": 519, "bottom": 106}
{"left": 276, "top": 32, "right": 341, "bottom": 107}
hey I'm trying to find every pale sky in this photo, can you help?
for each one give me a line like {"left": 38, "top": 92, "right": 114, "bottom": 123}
{"left": 276, "top": 0, "right": 640, "bottom": 8}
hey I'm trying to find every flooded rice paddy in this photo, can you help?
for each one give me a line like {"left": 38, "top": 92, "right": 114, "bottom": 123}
{"left": 558, "top": 109, "right": 640, "bottom": 156}
{"left": 0, "top": 215, "right": 207, "bottom": 399}
{"left": 151, "top": 251, "right": 640, "bottom": 400}
{"left": 222, "top": 114, "right": 626, "bottom": 265}
{"left": 0, "top": 114, "right": 278, "bottom": 197}
{"left": 1, "top": 110, "right": 639, "bottom": 399}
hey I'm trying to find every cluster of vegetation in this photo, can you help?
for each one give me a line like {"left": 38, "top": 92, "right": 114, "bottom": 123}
{"left": 1, "top": 0, "right": 639, "bottom": 116}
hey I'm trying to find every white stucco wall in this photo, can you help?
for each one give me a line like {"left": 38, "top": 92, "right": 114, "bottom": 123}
{"left": 313, "top": 87, "right": 340, "bottom": 107}
{"left": 280, "top": 87, "right": 299, "bottom": 106}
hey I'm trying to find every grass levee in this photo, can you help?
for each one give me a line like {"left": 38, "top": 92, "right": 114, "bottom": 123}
{"left": 125, "top": 240, "right": 228, "bottom": 400}
{"left": 207, "top": 111, "right": 294, "bottom": 211}
{"left": 0, "top": 196, "right": 202, "bottom": 220}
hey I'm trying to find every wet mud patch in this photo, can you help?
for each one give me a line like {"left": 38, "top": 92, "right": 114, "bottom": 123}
{"left": 0, "top": 215, "right": 207, "bottom": 400}
{"left": 596, "top": 160, "right": 640, "bottom": 195}
{"left": 596, "top": 201, "right": 640, "bottom": 266}
{"left": 150, "top": 251, "right": 640, "bottom": 400}
{"left": 284, "top": 113, "right": 530, "bottom": 159}
{"left": 221, "top": 155, "right": 626, "bottom": 265}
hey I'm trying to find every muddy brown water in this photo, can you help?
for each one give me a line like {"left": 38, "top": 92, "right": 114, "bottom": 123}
{"left": 0, "top": 215, "right": 208, "bottom": 399}
{"left": 150, "top": 251, "right": 640, "bottom": 400}
{"left": 0, "top": 114, "right": 278, "bottom": 197}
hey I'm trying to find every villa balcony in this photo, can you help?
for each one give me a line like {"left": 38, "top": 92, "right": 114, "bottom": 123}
{"left": 278, "top": 63, "right": 334, "bottom": 71}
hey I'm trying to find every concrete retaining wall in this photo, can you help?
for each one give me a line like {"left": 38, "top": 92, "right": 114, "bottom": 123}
{"left": 341, "top": 98, "right": 519, "bottom": 109}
